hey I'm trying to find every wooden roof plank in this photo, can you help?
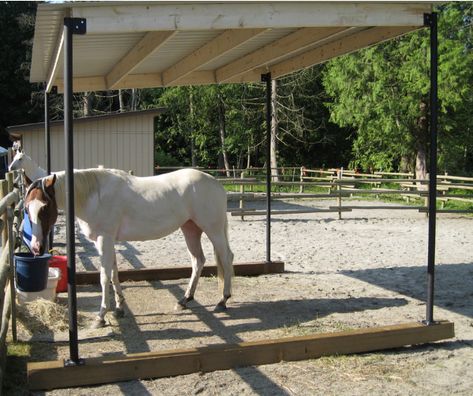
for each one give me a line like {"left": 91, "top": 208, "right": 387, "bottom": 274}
{"left": 215, "top": 26, "right": 348, "bottom": 83}
{"left": 270, "top": 26, "right": 419, "bottom": 79}
{"left": 162, "top": 28, "right": 267, "bottom": 86}
{"left": 106, "top": 31, "right": 175, "bottom": 89}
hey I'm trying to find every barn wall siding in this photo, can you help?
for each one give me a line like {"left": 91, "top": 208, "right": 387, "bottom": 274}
{"left": 17, "top": 114, "right": 155, "bottom": 176}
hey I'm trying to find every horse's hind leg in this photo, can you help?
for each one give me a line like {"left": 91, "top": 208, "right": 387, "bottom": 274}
{"left": 206, "top": 230, "right": 234, "bottom": 312}
{"left": 93, "top": 235, "right": 115, "bottom": 328}
{"left": 111, "top": 253, "right": 125, "bottom": 318}
{"left": 175, "top": 220, "right": 206, "bottom": 311}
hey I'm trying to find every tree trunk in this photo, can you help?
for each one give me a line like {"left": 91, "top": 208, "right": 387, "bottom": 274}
{"left": 131, "top": 88, "right": 137, "bottom": 111}
{"left": 270, "top": 79, "right": 279, "bottom": 182}
{"left": 189, "top": 88, "right": 197, "bottom": 167}
{"left": 415, "top": 100, "right": 429, "bottom": 190}
{"left": 119, "top": 89, "right": 126, "bottom": 113}
{"left": 217, "top": 90, "right": 231, "bottom": 177}
{"left": 83, "top": 92, "right": 92, "bottom": 117}
{"left": 415, "top": 144, "right": 428, "bottom": 189}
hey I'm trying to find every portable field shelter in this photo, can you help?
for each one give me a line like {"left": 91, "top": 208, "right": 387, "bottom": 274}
{"left": 25, "top": 1, "right": 451, "bottom": 389}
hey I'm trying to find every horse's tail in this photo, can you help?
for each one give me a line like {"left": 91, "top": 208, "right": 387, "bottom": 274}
{"left": 215, "top": 215, "right": 234, "bottom": 294}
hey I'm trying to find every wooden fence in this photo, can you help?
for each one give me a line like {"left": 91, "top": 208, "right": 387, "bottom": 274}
{"left": 208, "top": 167, "right": 473, "bottom": 218}
{"left": 0, "top": 172, "right": 21, "bottom": 391}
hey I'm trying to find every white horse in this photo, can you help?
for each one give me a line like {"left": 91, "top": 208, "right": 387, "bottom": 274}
{"left": 24, "top": 168, "right": 234, "bottom": 327}
{"left": 9, "top": 151, "right": 48, "bottom": 185}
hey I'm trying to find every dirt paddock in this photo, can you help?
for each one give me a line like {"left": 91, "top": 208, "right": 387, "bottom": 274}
{"left": 16, "top": 199, "right": 473, "bottom": 395}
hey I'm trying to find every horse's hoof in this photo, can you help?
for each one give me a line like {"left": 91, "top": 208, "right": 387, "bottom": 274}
{"left": 213, "top": 303, "right": 227, "bottom": 312}
{"left": 174, "top": 302, "right": 187, "bottom": 311}
{"left": 90, "top": 318, "right": 106, "bottom": 329}
{"left": 114, "top": 308, "right": 125, "bottom": 318}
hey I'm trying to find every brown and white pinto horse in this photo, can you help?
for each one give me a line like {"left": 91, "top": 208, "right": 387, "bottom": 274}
{"left": 24, "top": 168, "right": 234, "bottom": 328}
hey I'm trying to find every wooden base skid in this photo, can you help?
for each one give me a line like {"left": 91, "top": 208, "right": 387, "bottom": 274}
{"left": 76, "top": 261, "right": 285, "bottom": 284}
{"left": 28, "top": 321, "right": 454, "bottom": 390}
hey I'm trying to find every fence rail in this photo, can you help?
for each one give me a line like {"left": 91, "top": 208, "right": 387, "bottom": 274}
{"left": 0, "top": 172, "right": 21, "bottom": 391}
{"left": 206, "top": 167, "right": 473, "bottom": 218}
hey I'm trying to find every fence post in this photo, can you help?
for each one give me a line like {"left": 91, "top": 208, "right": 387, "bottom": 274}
{"left": 240, "top": 171, "right": 245, "bottom": 221}
{"left": 7, "top": 207, "right": 16, "bottom": 342}
{"left": 6, "top": 172, "right": 17, "bottom": 342}
{"left": 299, "top": 166, "right": 304, "bottom": 193}
{"left": 337, "top": 168, "right": 343, "bottom": 220}
{"left": 0, "top": 181, "right": 7, "bottom": 247}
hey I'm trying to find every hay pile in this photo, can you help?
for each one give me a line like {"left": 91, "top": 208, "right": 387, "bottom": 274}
{"left": 18, "top": 298, "right": 72, "bottom": 334}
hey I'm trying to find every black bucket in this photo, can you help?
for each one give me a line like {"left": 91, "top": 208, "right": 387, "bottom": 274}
{"left": 15, "top": 253, "right": 52, "bottom": 292}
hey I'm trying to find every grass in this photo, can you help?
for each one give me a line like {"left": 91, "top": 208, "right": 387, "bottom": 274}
{"left": 3, "top": 342, "right": 30, "bottom": 396}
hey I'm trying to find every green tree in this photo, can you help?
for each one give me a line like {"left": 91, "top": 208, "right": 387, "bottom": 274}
{"left": 0, "top": 2, "right": 41, "bottom": 146}
{"left": 323, "top": 3, "right": 473, "bottom": 176}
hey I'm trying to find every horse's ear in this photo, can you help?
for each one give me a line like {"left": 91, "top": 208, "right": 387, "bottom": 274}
{"left": 43, "top": 174, "right": 57, "bottom": 189}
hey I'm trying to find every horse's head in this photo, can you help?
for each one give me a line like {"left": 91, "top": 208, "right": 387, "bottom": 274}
{"left": 9, "top": 150, "right": 25, "bottom": 172}
{"left": 24, "top": 174, "right": 58, "bottom": 255}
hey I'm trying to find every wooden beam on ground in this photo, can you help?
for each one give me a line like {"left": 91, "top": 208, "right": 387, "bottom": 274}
{"left": 27, "top": 320, "right": 454, "bottom": 390}
{"left": 75, "top": 261, "right": 285, "bottom": 285}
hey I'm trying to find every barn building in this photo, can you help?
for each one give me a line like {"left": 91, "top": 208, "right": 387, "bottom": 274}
{"left": 7, "top": 108, "right": 165, "bottom": 176}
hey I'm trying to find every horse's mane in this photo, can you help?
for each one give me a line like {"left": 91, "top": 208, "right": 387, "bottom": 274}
{"left": 53, "top": 168, "right": 129, "bottom": 210}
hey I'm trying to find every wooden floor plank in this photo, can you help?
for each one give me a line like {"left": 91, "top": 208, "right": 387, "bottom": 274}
{"left": 27, "top": 320, "right": 454, "bottom": 390}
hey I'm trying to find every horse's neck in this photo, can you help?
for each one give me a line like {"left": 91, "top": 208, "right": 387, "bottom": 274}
{"left": 53, "top": 173, "right": 67, "bottom": 211}
{"left": 23, "top": 158, "right": 47, "bottom": 181}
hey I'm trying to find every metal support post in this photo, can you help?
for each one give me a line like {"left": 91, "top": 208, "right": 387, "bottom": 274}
{"left": 63, "top": 16, "right": 86, "bottom": 366}
{"left": 424, "top": 12, "right": 438, "bottom": 325}
{"left": 262, "top": 72, "right": 272, "bottom": 264}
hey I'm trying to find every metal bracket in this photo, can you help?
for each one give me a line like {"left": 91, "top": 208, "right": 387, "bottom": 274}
{"left": 64, "top": 18, "right": 87, "bottom": 35}
{"left": 424, "top": 13, "right": 435, "bottom": 27}
{"left": 64, "top": 358, "right": 85, "bottom": 367}
{"left": 421, "top": 320, "right": 438, "bottom": 326}
{"left": 261, "top": 72, "right": 271, "bottom": 83}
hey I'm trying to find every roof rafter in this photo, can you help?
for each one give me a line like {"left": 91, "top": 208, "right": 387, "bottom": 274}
{"left": 106, "top": 31, "right": 176, "bottom": 89}
{"left": 215, "top": 26, "right": 348, "bottom": 83}
{"left": 162, "top": 28, "right": 268, "bottom": 86}
{"left": 269, "top": 26, "right": 417, "bottom": 79}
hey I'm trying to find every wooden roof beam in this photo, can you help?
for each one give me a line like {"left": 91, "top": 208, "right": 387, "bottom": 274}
{"left": 269, "top": 26, "right": 418, "bottom": 79}
{"left": 106, "top": 31, "right": 175, "bottom": 89}
{"left": 70, "top": 2, "right": 430, "bottom": 34}
{"left": 216, "top": 27, "right": 348, "bottom": 83}
{"left": 55, "top": 71, "right": 217, "bottom": 93}
{"left": 162, "top": 28, "right": 267, "bottom": 86}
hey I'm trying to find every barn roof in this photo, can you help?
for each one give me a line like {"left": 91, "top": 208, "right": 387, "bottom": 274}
{"left": 30, "top": 1, "right": 432, "bottom": 93}
{"left": 6, "top": 108, "right": 166, "bottom": 135}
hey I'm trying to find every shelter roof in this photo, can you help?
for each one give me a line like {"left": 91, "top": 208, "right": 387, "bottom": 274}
{"left": 30, "top": 1, "right": 432, "bottom": 92}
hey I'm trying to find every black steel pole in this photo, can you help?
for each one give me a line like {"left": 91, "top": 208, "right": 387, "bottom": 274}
{"left": 425, "top": 12, "right": 438, "bottom": 325}
{"left": 44, "top": 91, "right": 51, "bottom": 175}
{"left": 64, "top": 17, "right": 80, "bottom": 364}
{"left": 262, "top": 73, "right": 272, "bottom": 264}
{"left": 44, "top": 90, "right": 54, "bottom": 249}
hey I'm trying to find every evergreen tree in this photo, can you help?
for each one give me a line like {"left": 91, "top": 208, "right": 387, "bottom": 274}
{"left": 323, "top": 3, "right": 473, "bottom": 175}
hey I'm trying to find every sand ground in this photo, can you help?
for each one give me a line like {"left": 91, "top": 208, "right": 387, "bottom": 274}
{"left": 15, "top": 198, "right": 473, "bottom": 395}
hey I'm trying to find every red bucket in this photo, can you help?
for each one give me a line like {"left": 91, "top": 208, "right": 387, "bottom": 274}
{"left": 48, "top": 255, "right": 68, "bottom": 293}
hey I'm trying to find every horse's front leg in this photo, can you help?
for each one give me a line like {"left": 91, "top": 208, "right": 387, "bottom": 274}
{"left": 92, "top": 235, "right": 115, "bottom": 328}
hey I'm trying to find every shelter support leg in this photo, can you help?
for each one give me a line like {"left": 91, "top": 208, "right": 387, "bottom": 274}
{"left": 262, "top": 72, "right": 272, "bottom": 264}
{"left": 424, "top": 12, "right": 438, "bottom": 325}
